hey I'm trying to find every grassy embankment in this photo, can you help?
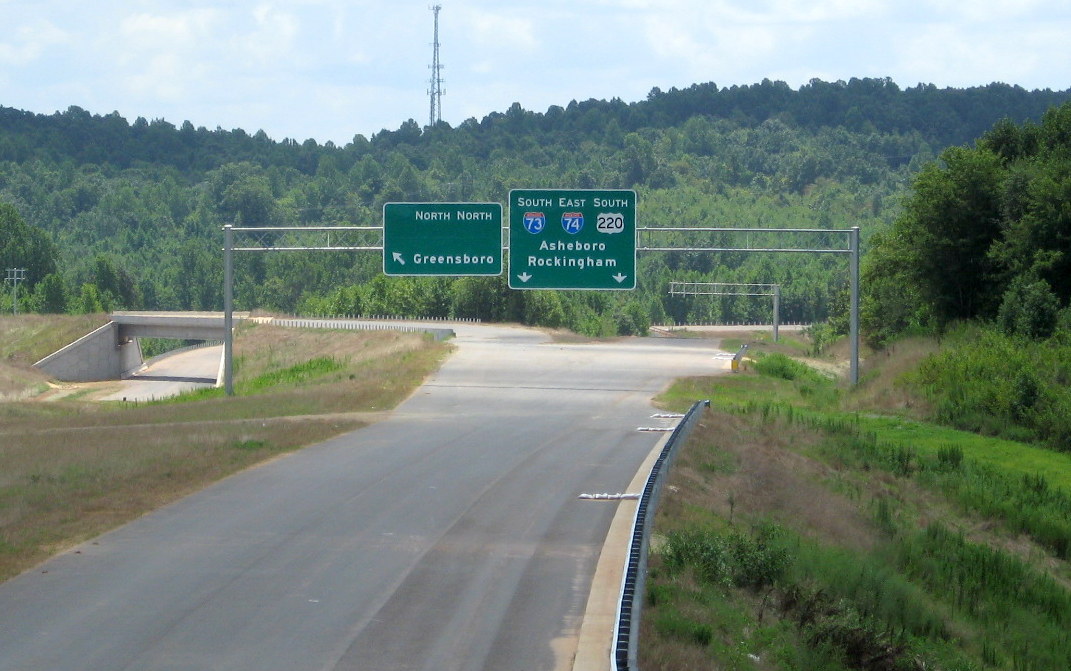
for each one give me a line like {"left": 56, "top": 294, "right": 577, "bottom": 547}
{"left": 0, "top": 315, "right": 449, "bottom": 581}
{"left": 643, "top": 333, "right": 1071, "bottom": 670}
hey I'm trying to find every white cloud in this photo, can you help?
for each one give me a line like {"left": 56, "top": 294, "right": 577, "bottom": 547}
{"left": 639, "top": 3, "right": 824, "bottom": 85}
{"left": 0, "top": 1, "right": 1068, "bottom": 144}
{"left": 927, "top": 0, "right": 1053, "bottom": 22}
{"left": 236, "top": 5, "right": 301, "bottom": 65}
{"left": 896, "top": 21, "right": 1066, "bottom": 88}
{"left": 634, "top": 0, "right": 890, "bottom": 26}
{"left": 118, "top": 10, "right": 219, "bottom": 50}
{"left": 113, "top": 10, "right": 221, "bottom": 103}
{"left": 0, "top": 20, "right": 69, "bottom": 66}
{"left": 463, "top": 9, "right": 539, "bottom": 52}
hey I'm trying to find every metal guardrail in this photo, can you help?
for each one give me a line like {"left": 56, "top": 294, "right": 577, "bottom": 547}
{"left": 731, "top": 343, "right": 749, "bottom": 373}
{"left": 613, "top": 399, "right": 710, "bottom": 671}
{"left": 270, "top": 318, "right": 456, "bottom": 342}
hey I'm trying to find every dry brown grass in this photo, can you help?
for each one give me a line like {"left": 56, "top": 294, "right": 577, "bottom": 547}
{"left": 660, "top": 410, "right": 879, "bottom": 553}
{"left": 639, "top": 409, "right": 887, "bottom": 671}
{"left": 847, "top": 335, "right": 940, "bottom": 416}
{"left": 0, "top": 321, "right": 448, "bottom": 581}
{"left": 0, "top": 417, "right": 365, "bottom": 557}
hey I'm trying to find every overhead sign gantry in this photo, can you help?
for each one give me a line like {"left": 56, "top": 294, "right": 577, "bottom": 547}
{"left": 223, "top": 208, "right": 861, "bottom": 391}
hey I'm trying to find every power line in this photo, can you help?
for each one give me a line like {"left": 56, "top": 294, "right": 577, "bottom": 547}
{"left": 428, "top": 5, "right": 445, "bottom": 127}
{"left": 5, "top": 267, "right": 27, "bottom": 315}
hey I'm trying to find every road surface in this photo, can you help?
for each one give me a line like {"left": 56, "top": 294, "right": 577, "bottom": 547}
{"left": 0, "top": 323, "right": 725, "bottom": 671}
{"left": 100, "top": 344, "right": 222, "bottom": 402}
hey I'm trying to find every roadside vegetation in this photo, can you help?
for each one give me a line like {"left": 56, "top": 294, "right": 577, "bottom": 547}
{"left": 0, "top": 318, "right": 448, "bottom": 581}
{"left": 644, "top": 336, "right": 1071, "bottom": 670}
{"left": 632, "top": 103, "right": 1071, "bottom": 670}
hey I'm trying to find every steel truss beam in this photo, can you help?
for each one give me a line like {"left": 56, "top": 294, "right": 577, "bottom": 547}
{"left": 669, "top": 282, "right": 782, "bottom": 342}
{"left": 228, "top": 226, "right": 383, "bottom": 252}
{"left": 649, "top": 226, "right": 859, "bottom": 383}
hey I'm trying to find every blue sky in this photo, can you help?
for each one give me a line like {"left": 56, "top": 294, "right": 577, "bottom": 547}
{"left": 2, "top": 1, "right": 1069, "bottom": 145}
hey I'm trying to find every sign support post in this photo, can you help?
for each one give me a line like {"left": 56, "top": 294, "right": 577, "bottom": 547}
{"left": 850, "top": 226, "right": 860, "bottom": 386}
{"left": 223, "top": 224, "right": 234, "bottom": 396}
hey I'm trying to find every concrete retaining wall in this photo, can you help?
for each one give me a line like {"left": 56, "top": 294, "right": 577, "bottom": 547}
{"left": 34, "top": 322, "right": 144, "bottom": 382}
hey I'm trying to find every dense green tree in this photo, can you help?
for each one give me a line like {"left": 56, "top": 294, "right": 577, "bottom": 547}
{"left": 860, "top": 229, "right": 931, "bottom": 345}
{"left": 92, "top": 254, "right": 140, "bottom": 308}
{"left": 173, "top": 240, "right": 220, "bottom": 310}
{"left": 73, "top": 283, "right": 107, "bottom": 314}
{"left": 32, "top": 272, "right": 68, "bottom": 313}
{"left": 2, "top": 82, "right": 1069, "bottom": 332}
{"left": 987, "top": 105, "right": 1071, "bottom": 299}
{"left": 865, "top": 101, "right": 1071, "bottom": 343}
{"left": 0, "top": 201, "right": 59, "bottom": 288}
{"left": 864, "top": 146, "right": 1004, "bottom": 331}
{"left": 997, "top": 274, "right": 1060, "bottom": 339}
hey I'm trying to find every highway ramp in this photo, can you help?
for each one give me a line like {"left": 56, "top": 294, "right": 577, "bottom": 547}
{"left": 0, "top": 323, "right": 725, "bottom": 671}
{"left": 99, "top": 344, "right": 223, "bottom": 402}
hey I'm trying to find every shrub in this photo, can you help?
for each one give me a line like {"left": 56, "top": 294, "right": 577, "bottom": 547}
{"left": 997, "top": 275, "right": 1059, "bottom": 340}
{"left": 754, "top": 352, "right": 824, "bottom": 382}
{"left": 664, "top": 524, "right": 791, "bottom": 590}
{"left": 910, "top": 326, "right": 1071, "bottom": 451}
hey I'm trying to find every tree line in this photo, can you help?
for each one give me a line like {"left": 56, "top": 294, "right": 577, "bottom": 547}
{"left": 863, "top": 101, "right": 1071, "bottom": 343}
{"left": 2, "top": 78, "right": 1069, "bottom": 335}
{"left": 3, "top": 79, "right": 1065, "bottom": 171}
{"left": 859, "top": 101, "right": 1071, "bottom": 451}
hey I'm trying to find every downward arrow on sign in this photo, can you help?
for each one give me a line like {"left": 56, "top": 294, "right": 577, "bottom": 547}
{"left": 517, "top": 272, "right": 532, "bottom": 283}
{"left": 613, "top": 273, "right": 628, "bottom": 283}
{"left": 392, "top": 252, "right": 405, "bottom": 265}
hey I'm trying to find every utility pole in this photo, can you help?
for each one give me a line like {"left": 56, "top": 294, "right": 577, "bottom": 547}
{"left": 428, "top": 4, "right": 445, "bottom": 127}
{"left": 849, "top": 226, "right": 860, "bottom": 386}
{"left": 5, "top": 268, "right": 26, "bottom": 315}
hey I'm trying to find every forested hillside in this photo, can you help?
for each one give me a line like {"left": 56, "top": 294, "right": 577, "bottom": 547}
{"left": 861, "top": 102, "right": 1071, "bottom": 451}
{"left": 2, "top": 78, "right": 1069, "bottom": 335}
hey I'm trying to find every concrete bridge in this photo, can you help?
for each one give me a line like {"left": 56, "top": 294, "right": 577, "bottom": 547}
{"left": 34, "top": 312, "right": 243, "bottom": 382}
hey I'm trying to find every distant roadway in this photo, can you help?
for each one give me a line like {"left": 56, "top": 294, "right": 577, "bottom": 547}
{"left": 100, "top": 344, "right": 223, "bottom": 402}
{"left": 0, "top": 322, "right": 726, "bottom": 671}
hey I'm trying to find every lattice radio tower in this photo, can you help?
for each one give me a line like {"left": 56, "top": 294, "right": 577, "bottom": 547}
{"left": 428, "top": 5, "right": 445, "bottom": 127}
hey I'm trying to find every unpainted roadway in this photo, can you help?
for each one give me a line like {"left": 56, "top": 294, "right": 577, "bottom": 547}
{"left": 99, "top": 344, "right": 223, "bottom": 402}
{"left": 0, "top": 323, "right": 726, "bottom": 671}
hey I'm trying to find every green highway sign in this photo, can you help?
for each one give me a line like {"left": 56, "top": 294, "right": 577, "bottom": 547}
{"left": 383, "top": 202, "right": 503, "bottom": 276}
{"left": 508, "top": 189, "right": 637, "bottom": 290}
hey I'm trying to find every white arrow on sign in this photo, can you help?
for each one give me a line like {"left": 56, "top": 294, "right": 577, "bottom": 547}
{"left": 392, "top": 252, "right": 405, "bottom": 265}
{"left": 613, "top": 273, "right": 628, "bottom": 283}
{"left": 517, "top": 272, "right": 532, "bottom": 283}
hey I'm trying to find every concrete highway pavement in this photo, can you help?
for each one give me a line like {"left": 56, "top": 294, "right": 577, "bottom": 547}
{"left": 100, "top": 344, "right": 223, "bottom": 402}
{"left": 0, "top": 323, "right": 726, "bottom": 671}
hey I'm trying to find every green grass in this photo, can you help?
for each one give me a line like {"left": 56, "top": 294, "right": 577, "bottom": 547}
{"left": 646, "top": 412, "right": 1071, "bottom": 669}
{"left": 909, "top": 324, "right": 1071, "bottom": 451}
{"left": 662, "top": 366, "right": 1071, "bottom": 496}
{"left": 854, "top": 414, "right": 1071, "bottom": 493}
{"left": 719, "top": 337, "right": 745, "bottom": 352}
{"left": 646, "top": 340, "right": 1071, "bottom": 670}
{"left": 159, "top": 355, "right": 347, "bottom": 404}
{"left": 0, "top": 314, "right": 110, "bottom": 365}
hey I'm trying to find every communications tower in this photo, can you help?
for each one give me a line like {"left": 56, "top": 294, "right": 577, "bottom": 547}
{"left": 428, "top": 5, "right": 445, "bottom": 127}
